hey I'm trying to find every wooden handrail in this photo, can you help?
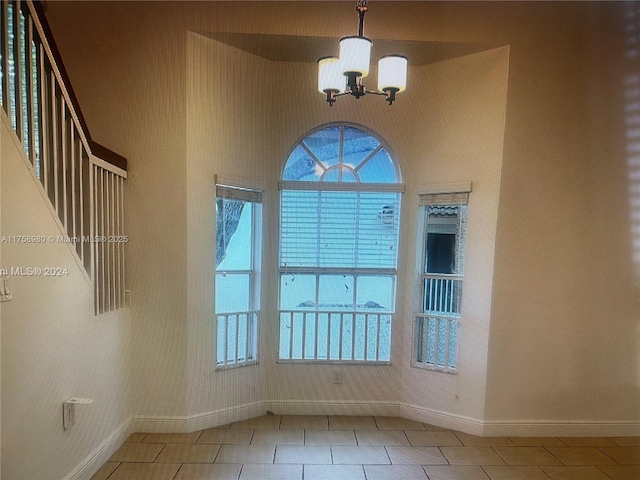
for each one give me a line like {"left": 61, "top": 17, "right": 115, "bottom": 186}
{"left": 1, "top": 0, "right": 127, "bottom": 314}
{"left": 31, "top": 0, "right": 127, "bottom": 171}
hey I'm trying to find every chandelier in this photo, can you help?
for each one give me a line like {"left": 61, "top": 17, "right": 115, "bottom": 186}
{"left": 317, "top": 0, "right": 408, "bottom": 106}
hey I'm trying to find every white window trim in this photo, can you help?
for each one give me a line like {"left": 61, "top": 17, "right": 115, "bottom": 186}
{"left": 278, "top": 123, "right": 402, "bottom": 364}
{"left": 277, "top": 189, "right": 400, "bottom": 363}
{"left": 215, "top": 174, "right": 267, "bottom": 193}
{"left": 411, "top": 182, "right": 471, "bottom": 374}
{"left": 278, "top": 180, "right": 405, "bottom": 193}
{"left": 417, "top": 181, "right": 472, "bottom": 195}
{"left": 214, "top": 179, "right": 263, "bottom": 370}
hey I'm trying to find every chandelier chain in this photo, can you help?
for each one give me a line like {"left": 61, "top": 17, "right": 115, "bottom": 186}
{"left": 356, "top": 0, "right": 368, "bottom": 37}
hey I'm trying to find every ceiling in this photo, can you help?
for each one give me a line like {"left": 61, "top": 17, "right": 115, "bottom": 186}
{"left": 202, "top": 32, "right": 496, "bottom": 67}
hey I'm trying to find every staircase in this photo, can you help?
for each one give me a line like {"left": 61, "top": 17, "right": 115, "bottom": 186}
{"left": 1, "top": 0, "right": 127, "bottom": 314}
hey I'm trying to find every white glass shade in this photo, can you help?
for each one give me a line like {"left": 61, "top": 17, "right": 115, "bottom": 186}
{"left": 317, "top": 56, "right": 344, "bottom": 93}
{"left": 339, "top": 36, "right": 372, "bottom": 77}
{"left": 378, "top": 55, "right": 408, "bottom": 92}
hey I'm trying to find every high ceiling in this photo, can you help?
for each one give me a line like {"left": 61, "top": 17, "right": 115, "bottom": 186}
{"left": 202, "top": 32, "right": 496, "bottom": 66}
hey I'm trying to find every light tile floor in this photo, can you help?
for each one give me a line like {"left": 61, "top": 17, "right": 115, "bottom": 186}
{"left": 92, "top": 415, "right": 640, "bottom": 480}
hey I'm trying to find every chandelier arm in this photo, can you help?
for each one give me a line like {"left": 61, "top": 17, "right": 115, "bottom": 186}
{"left": 318, "top": 0, "right": 406, "bottom": 106}
{"left": 365, "top": 89, "right": 399, "bottom": 105}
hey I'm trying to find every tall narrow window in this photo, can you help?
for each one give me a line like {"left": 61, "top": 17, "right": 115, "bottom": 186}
{"left": 19, "top": 7, "right": 29, "bottom": 157}
{"left": 413, "top": 190, "right": 469, "bottom": 373}
{"left": 31, "top": 33, "right": 41, "bottom": 178}
{"left": 279, "top": 123, "right": 404, "bottom": 363}
{"left": 7, "top": 2, "right": 17, "bottom": 130}
{"left": 215, "top": 182, "right": 262, "bottom": 369}
{"left": 1, "top": 2, "right": 5, "bottom": 110}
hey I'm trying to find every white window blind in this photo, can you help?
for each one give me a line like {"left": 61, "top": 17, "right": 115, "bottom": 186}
{"left": 216, "top": 184, "right": 263, "bottom": 204}
{"left": 280, "top": 190, "right": 401, "bottom": 270}
{"left": 419, "top": 192, "right": 469, "bottom": 206}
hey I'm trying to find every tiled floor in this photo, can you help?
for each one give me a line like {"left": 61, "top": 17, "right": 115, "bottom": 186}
{"left": 92, "top": 415, "right": 640, "bottom": 480}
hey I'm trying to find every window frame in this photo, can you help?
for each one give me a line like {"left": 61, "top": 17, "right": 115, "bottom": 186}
{"left": 214, "top": 179, "right": 263, "bottom": 370}
{"left": 277, "top": 123, "right": 404, "bottom": 364}
{"left": 411, "top": 184, "right": 471, "bottom": 374}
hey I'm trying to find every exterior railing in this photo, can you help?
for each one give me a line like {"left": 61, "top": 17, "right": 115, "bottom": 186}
{"left": 422, "top": 274, "right": 462, "bottom": 315}
{"left": 413, "top": 274, "right": 462, "bottom": 372}
{"left": 278, "top": 310, "right": 392, "bottom": 362}
{"left": 412, "top": 273, "right": 463, "bottom": 373}
{"left": 413, "top": 313, "right": 458, "bottom": 373}
{"left": 216, "top": 311, "right": 259, "bottom": 368}
{"left": 1, "top": 0, "right": 127, "bottom": 314}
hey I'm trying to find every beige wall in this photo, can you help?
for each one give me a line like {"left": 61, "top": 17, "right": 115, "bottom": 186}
{"left": 1, "top": 118, "right": 132, "bottom": 479}
{"left": 185, "top": 33, "right": 272, "bottom": 419}
{"left": 2, "top": 0, "right": 636, "bottom": 476}
{"left": 41, "top": 2, "right": 192, "bottom": 419}
{"left": 260, "top": 48, "right": 508, "bottom": 423}
{"left": 398, "top": 47, "right": 509, "bottom": 428}
{"left": 485, "top": 2, "right": 640, "bottom": 431}
{"left": 45, "top": 0, "right": 640, "bottom": 426}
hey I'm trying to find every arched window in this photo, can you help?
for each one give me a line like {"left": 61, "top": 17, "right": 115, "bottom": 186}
{"left": 278, "top": 124, "right": 404, "bottom": 362}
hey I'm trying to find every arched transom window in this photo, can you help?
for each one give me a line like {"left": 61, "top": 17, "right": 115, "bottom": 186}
{"left": 278, "top": 124, "right": 404, "bottom": 363}
{"left": 282, "top": 124, "right": 401, "bottom": 183}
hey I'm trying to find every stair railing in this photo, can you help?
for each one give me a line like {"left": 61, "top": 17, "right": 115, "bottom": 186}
{"left": 1, "top": 0, "right": 127, "bottom": 314}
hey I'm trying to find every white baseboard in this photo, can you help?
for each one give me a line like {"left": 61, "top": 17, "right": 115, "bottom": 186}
{"left": 130, "top": 414, "right": 190, "bottom": 434}
{"left": 132, "top": 401, "right": 269, "bottom": 434}
{"left": 399, "top": 404, "right": 640, "bottom": 437}
{"left": 482, "top": 419, "right": 640, "bottom": 437}
{"left": 63, "top": 403, "right": 269, "bottom": 480}
{"left": 267, "top": 399, "right": 401, "bottom": 417}
{"left": 64, "top": 401, "right": 640, "bottom": 480}
{"left": 266, "top": 400, "right": 481, "bottom": 435}
{"left": 63, "top": 418, "right": 133, "bottom": 480}
{"left": 259, "top": 400, "right": 484, "bottom": 435}
{"left": 186, "top": 402, "right": 269, "bottom": 432}
{"left": 400, "top": 403, "right": 485, "bottom": 436}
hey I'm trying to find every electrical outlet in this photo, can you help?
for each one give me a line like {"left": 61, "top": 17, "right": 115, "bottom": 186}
{"left": 62, "top": 398, "right": 93, "bottom": 430}
{"left": 332, "top": 370, "right": 343, "bottom": 384}
{"left": 63, "top": 403, "right": 75, "bottom": 430}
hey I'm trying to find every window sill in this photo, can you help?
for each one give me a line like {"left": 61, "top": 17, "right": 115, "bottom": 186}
{"left": 215, "top": 360, "right": 258, "bottom": 372}
{"left": 410, "top": 362, "right": 458, "bottom": 375}
{"left": 277, "top": 359, "right": 392, "bottom": 366}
